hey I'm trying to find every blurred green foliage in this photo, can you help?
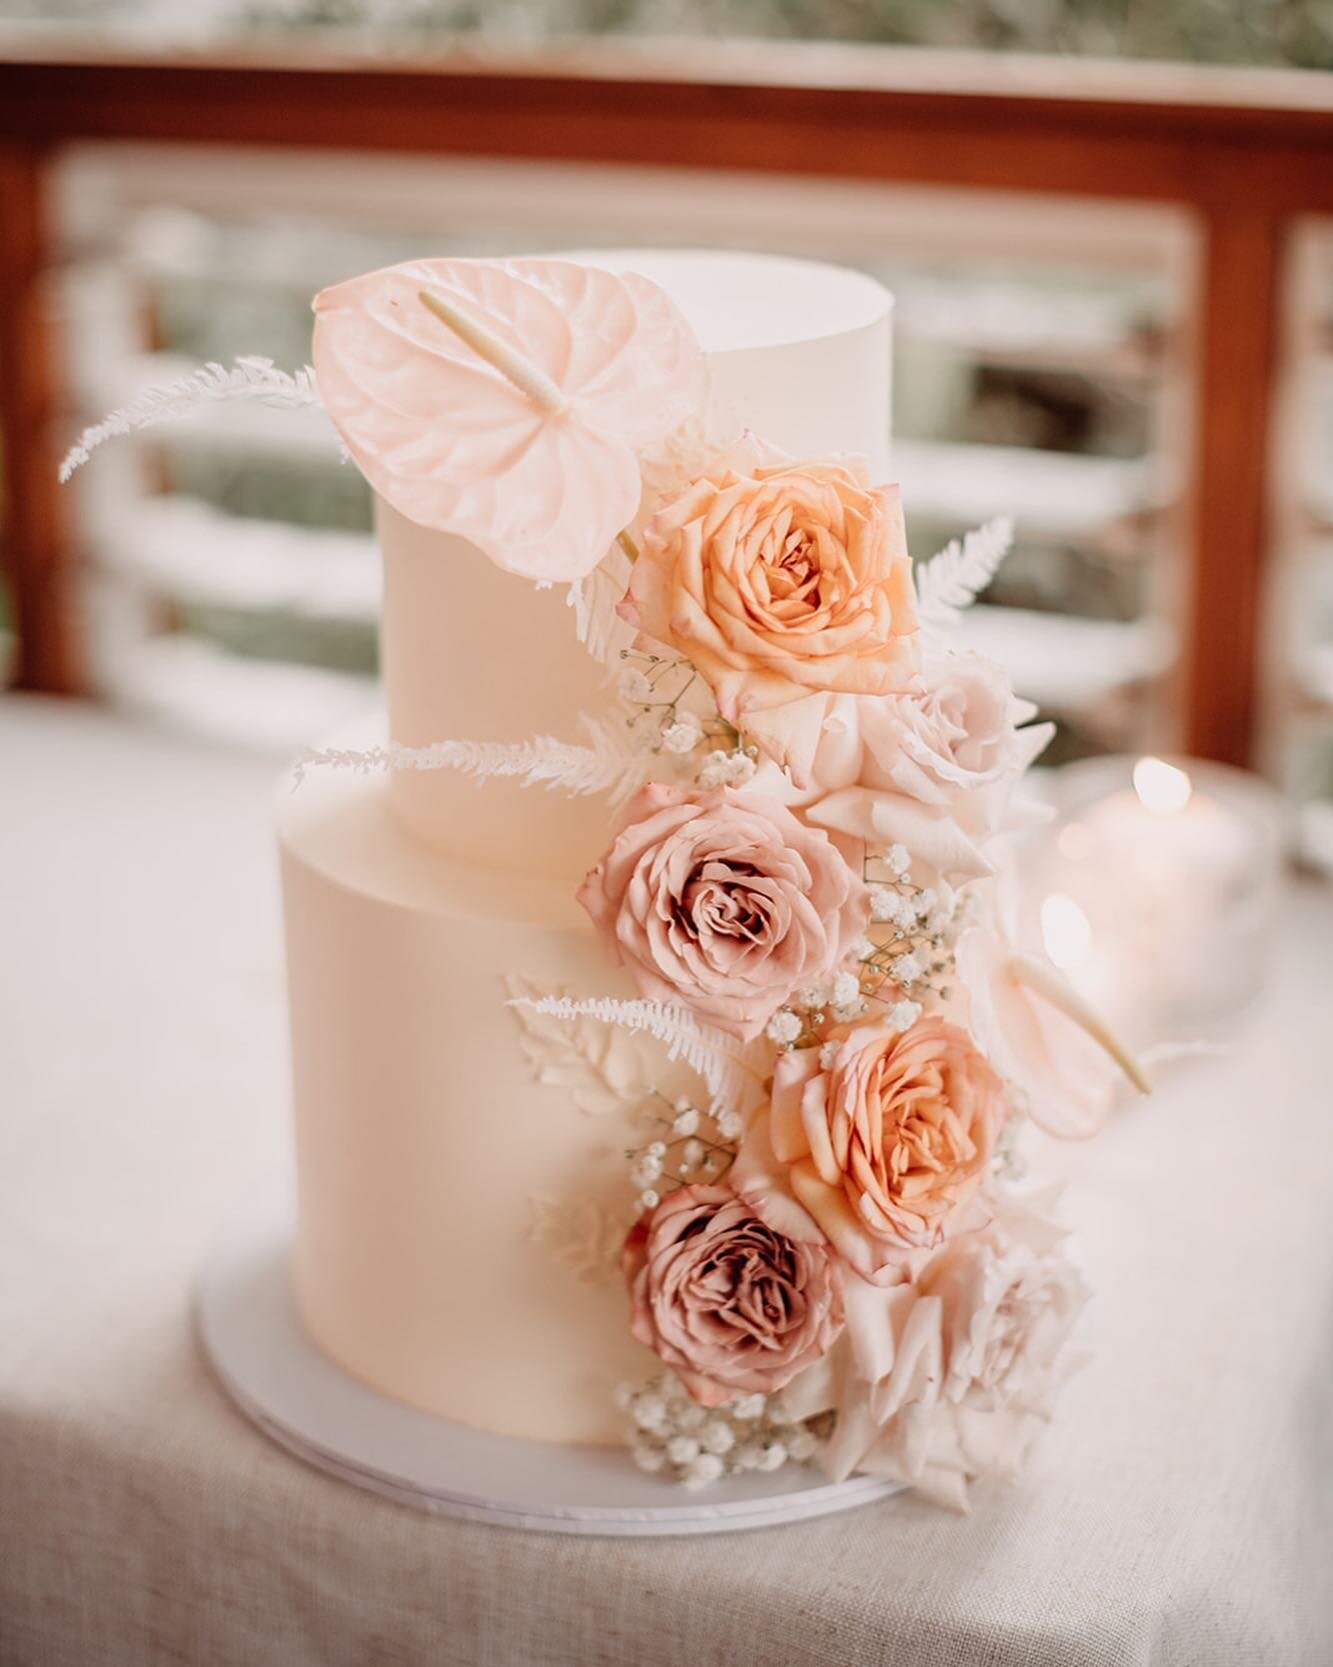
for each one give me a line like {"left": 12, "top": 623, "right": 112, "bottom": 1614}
{"left": 237, "top": 0, "right": 1332, "bottom": 70}
{"left": 1, "top": 0, "right": 1329, "bottom": 68}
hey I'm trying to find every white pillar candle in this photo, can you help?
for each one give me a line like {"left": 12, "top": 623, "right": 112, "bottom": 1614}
{"left": 1022, "top": 755, "right": 1284, "bottom": 1042}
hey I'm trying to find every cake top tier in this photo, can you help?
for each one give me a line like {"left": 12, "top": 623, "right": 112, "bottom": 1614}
{"left": 360, "top": 250, "right": 898, "bottom": 875}
{"left": 567, "top": 250, "right": 893, "bottom": 352}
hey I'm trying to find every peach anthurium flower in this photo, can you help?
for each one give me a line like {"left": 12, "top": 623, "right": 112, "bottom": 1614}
{"left": 313, "top": 256, "right": 702, "bottom": 581}
{"left": 953, "top": 880, "right": 1118, "bottom": 1139}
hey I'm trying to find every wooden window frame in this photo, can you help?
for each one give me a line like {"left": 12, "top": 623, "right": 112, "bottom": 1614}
{"left": 1, "top": 39, "right": 1331, "bottom": 764}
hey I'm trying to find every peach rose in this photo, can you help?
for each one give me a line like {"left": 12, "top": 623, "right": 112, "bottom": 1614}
{"left": 760, "top": 1016, "right": 1004, "bottom": 1279}
{"left": 622, "top": 1184, "right": 844, "bottom": 1407}
{"left": 577, "top": 783, "right": 867, "bottom": 1041}
{"left": 621, "top": 438, "right": 918, "bottom": 755}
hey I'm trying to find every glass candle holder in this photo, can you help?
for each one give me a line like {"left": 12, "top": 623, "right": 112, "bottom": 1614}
{"left": 1018, "top": 755, "right": 1286, "bottom": 1045}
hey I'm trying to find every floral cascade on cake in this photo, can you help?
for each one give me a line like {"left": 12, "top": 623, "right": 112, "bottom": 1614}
{"left": 63, "top": 254, "right": 1148, "bottom": 1511}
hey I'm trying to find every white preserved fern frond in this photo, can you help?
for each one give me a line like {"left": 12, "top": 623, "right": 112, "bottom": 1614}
{"left": 527, "top": 1193, "right": 628, "bottom": 1285}
{"left": 59, "top": 357, "right": 325, "bottom": 481}
{"left": 504, "top": 974, "right": 654, "bottom": 1115}
{"left": 914, "top": 517, "right": 1014, "bottom": 634}
{"left": 291, "top": 713, "right": 641, "bottom": 799}
{"left": 568, "top": 544, "right": 636, "bottom": 669}
{"left": 507, "top": 994, "right": 766, "bottom": 1116}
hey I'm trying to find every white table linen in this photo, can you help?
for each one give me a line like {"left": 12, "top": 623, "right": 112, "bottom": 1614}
{"left": 2, "top": 694, "right": 1331, "bottom": 1667}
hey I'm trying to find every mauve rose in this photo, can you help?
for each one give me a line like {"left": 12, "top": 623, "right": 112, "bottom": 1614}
{"left": 577, "top": 783, "right": 867, "bottom": 1041}
{"left": 620, "top": 437, "right": 918, "bottom": 764}
{"left": 763, "top": 1016, "right": 1004, "bottom": 1279}
{"left": 622, "top": 1184, "right": 844, "bottom": 1407}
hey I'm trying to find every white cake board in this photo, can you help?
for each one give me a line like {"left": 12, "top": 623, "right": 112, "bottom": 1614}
{"left": 195, "top": 1204, "right": 902, "bottom": 1536}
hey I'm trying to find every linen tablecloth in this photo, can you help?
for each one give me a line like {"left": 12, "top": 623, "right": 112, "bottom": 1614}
{"left": 3, "top": 693, "right": 1332, "bottom": 1667}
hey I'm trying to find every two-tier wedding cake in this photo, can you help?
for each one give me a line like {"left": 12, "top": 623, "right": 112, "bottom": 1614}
{"left": 67, "top": 247, "right": 1140, "bottom": 1508}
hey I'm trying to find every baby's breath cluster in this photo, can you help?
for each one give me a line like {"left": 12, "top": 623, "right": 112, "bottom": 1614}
{"left": 626, "top": 1094, "right": 744, "bottom": 1215}
{"left": 617, "top": 650, "right": 739, "bottom": 773}
{"left": 764, "top": 961, "right": 869, "bottom": 1049}
{"left": 860, "top": 845, "right": 959, "bottom": 1008}
{"left": 695, "top": 745, "right": 757, "bottom": 789}
{"left": 760, "top": 848, "right": 964, "bottom": 1054}
{"left": 993, "top": 1088, "right": 1031, "bottom": 1180}
{"left": 616, "top": 1373, "right": 828, "bottom": 1488}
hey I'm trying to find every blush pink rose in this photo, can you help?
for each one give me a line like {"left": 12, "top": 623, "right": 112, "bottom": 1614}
{"left": 621, "top": 1184, "right": 844, "bottom": 1407}
{"left": 620, "top": 437, "right": 918, "bottom": 757}
{"left": 776, "top": 1193, "right": 1086, "bottom": 1506}
{"left": 577, "top": 783, "right": 867, "bottom": 1041}
{"left": 798, "top": 1197, "right": 1089, "bottom": 1508}
{"left": 748, "top": 653, "right": 1054, "bottom": 877}
{"left": 761, "top": 1016, "right": 1004, "bottom": 1279}
{"left": 921, "top": 1202, "right": 1088, "bottom": 1413}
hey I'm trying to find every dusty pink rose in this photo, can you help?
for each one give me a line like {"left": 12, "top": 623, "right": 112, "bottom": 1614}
{"left": 577, "top": 783, "right": 867, "bottom": 1040}
{"left": 762, "top": 1016, "right": 1004, "bottom": 1278}
{"left": 621, "top": 438, "right": 918, "bottom": 758}
{"left": 622, "top": 1184, "right": 844, "bottom": 1406}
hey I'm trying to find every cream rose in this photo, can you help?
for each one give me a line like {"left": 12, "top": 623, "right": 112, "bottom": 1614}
{"left": 749, "top": 653, "right": 1054, "bottom": 878}
{"left": 621, "top": 438, "right": 918, "bottom": 754}
{"left": 776, "top": 1196, "right": 1087, "bottom": 1508}
{"left": 577, "top": 783, "right": 867, "bottom": 1041}
{"left": 921, "top": 1206, "right": 1088, "bottom": 1412}
{"left": 760, "top": 1016, "right": 1004, "bottom": 1278}
{"left": 622, "top": 1184, "right": 844, "bottom": 1407}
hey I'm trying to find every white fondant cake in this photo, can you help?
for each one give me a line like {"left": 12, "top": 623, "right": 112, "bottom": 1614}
{"left": 279, "top": 253, "right": 895, "bottom": 1442}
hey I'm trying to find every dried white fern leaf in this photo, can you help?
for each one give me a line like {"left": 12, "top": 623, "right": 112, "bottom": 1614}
{"left": 568, "top": 544, "right": 637, "bottom": 670}
{"left": 914, "top": 517, "right": 1014, "bottom": 634}
{"left": 59, "top": 357, "right": 326, "bottom": 481}
{"left": 527, "top": 1193, "right": 629, "bottom": 1285}
{"left": 568, "top": 389, "right": 732, "bottom": 672}
{"left": 291, "top": 713, "right": 640, "bottom": 799}
{"left": 503, "top": 974, "right": 654, "bottom": 1115}
{"left": 507, "top": 994, "right": 766, "bottom": 1116}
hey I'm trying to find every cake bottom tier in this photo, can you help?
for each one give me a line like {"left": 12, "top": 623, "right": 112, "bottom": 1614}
{"left": 277, "top": 764, "right": 655, "bottom": 1445}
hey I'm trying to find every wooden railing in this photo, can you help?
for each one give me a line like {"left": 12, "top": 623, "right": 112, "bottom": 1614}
{"left": 1, "top": 38, "right": 1331, "bottom": 764}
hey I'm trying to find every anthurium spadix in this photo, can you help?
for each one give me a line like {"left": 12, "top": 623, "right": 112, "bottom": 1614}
{"left": 311, "top": 257, "right": 703, "bottom": 583}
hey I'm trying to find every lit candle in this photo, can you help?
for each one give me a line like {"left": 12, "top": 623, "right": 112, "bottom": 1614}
{"left": 1024, "top": 755, "right": 1283, "bottom": 1041}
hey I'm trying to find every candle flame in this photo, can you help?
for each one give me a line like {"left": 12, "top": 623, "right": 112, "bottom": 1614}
{"left": 1041, "top": 893, "right": 1093, "bottom": 971}
{"left": 1132, "top": 756, "right": 1192, "bottom": 815}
